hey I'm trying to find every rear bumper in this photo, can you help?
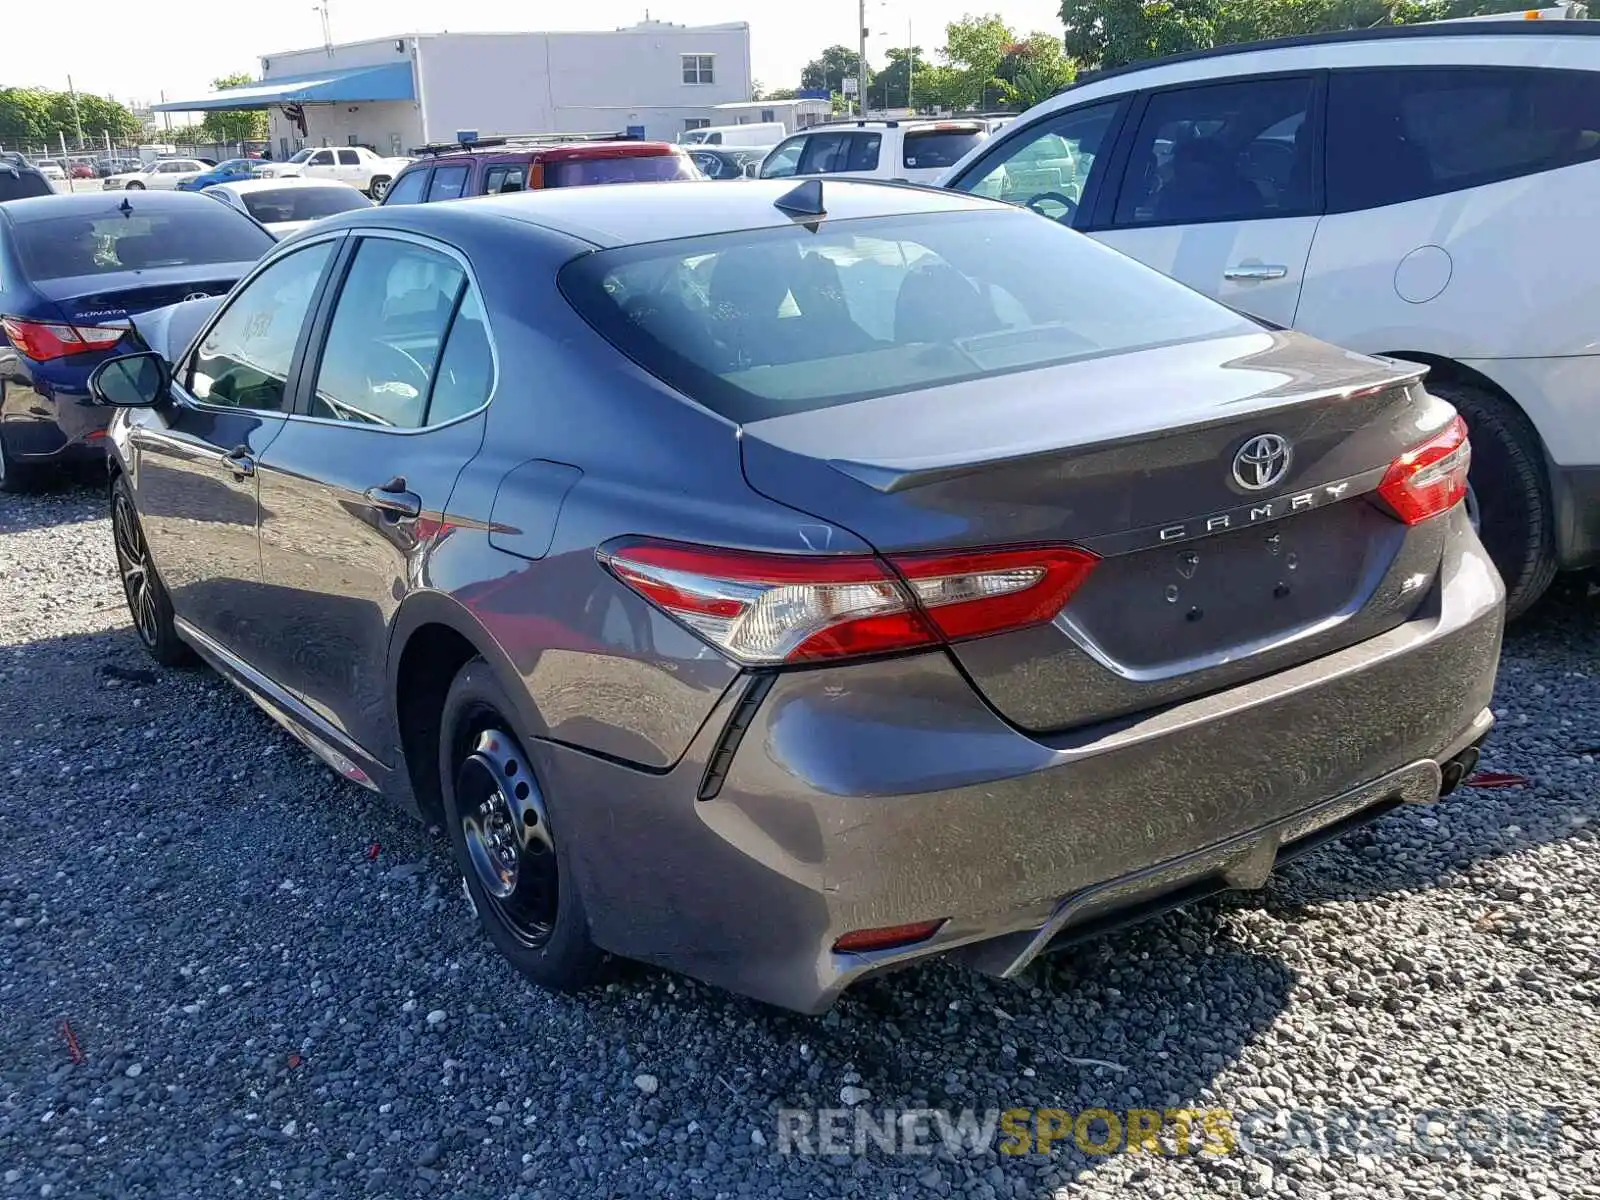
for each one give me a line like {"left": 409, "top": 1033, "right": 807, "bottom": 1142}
{"left": 543, "top": 509, "right": 1504, "bottom": 1013}
{"left": 0, "top": 378, "right": 110, "bottom": 463}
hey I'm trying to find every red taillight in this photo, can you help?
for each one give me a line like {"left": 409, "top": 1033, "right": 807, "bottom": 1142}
{"left": 1377, "top": 415, "right": 1471, "bottom": 525}
{"left": 601, "top": 539, "right": 1098, "bottom": 665}
{"left": 833, "top": 919, "right": 946, "bottom": 954}
{"left": 0, "top": 317, "right": 125, "bottom": 362}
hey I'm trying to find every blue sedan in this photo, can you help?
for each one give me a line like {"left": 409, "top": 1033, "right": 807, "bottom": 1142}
{"left": 176, "top": 158, "right": 258, "bottom": 191}
{"left": 0, "top": 190, "right": 274, "bottom": 490}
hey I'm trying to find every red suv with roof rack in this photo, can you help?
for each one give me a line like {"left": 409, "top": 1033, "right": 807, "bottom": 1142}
{"left": 380, "top": 133, "right": 700, "bottom": 205}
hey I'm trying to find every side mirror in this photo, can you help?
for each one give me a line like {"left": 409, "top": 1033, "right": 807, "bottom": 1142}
{"left": 89, "top": 351, "right": 169, "bottom": 408}
{"left": 743, "top": 162, "right": 760, "bottom": 179}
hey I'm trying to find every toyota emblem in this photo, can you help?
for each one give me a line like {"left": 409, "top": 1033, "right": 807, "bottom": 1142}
{"left": 1232, "top": 433, "right": 1292, "bottom": 491}
{"left": 182, "top": 291, "right": 211, "bottom": 302}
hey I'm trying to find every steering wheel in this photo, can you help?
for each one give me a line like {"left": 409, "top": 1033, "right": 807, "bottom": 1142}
{"left": 361, "top": 342, "right": 432, "bottom": 423}
{"left": 1025, "top": 191, "right": 1079, "bottom": 223}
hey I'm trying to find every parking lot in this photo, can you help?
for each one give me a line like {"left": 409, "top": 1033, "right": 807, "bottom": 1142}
{"left": 1, "top": 480, "right": 1596, "bottom": 1198}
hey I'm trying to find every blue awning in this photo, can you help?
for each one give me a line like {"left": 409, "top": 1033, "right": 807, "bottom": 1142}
{"left": 152, "top": 63, "right": 414, "bottom": 111}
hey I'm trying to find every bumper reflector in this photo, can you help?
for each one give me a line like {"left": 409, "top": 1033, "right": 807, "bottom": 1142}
{"left": 832, "top": 919, "right": 946, "bottom": 954}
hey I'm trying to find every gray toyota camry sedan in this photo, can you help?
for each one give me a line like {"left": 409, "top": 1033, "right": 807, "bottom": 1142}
{"left": 88, "top": 179, "right": 1503, "bottom": 1013}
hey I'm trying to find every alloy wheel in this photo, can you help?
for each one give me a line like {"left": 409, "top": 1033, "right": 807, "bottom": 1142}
{"left": 455, "top": 726, "right": 558, "bottom": 948}
{"left": 112, "top": 491, "right": 160, "bottom": 648}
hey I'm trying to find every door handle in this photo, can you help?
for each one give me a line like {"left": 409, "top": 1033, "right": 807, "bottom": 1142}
{"left": 1224, "top": 263, "right": 1288, "bottom": 281}
{"left": 363, "top": 478, "right": 422, "bottom": 519}
{"left": 221, "top": 445, "right": 255, "bottom": 478}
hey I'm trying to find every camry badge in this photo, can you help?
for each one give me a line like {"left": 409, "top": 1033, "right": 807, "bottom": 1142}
{"left": 1232, "top": 433, "right": 1292, "bottom": 491}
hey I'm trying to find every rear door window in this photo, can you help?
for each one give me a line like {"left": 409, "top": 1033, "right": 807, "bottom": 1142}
{"left": 796, "top": 132, "right": 848, "bottom": 175}
{"left": 1113, "top": 76, "right": 1317, "bottom": 226}
{"left": 483, "top": 164, "right": 529, "bottom": 194}
{"left": 425, "top": 165, "right": 470, "bottom": 201}
{"left": 337, "top": 150, "right": 361, "bottom": 166}
{"left": 844, "top": 133, "right": 882, "bottom": 172}
{"left": 1326, "top": 66, "right": 1600, "bottom": 212}
{"left": 384, "top": 168, "right": 429, "bottom": 205}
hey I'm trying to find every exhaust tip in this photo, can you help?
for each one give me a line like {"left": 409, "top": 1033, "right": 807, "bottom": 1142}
{"left": 1439, "top": 745, "right": 1482, "bottom": 797}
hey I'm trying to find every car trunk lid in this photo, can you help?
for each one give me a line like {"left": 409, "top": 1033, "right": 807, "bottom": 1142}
{"left": 739, "top": 330, "right": 1451, "bottom": 732}
{"left": 35, "top": 266, "right": 246, "bottom": 326}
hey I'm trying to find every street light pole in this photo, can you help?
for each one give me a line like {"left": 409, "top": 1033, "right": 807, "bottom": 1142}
{"left": 857, "top": 0, "right": 866, "bottom": 118}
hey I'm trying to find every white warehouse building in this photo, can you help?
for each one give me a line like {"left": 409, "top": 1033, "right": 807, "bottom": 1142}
{"left": 155, "top": 20, "right": 824, "bottom": 155}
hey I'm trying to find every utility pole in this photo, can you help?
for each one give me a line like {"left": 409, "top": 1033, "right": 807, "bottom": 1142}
{"left": 906, "top": 21, "right": 913, "bottom": 112}
{"left": 857, "top": 0, "right": 866, "bottom": 118}
{"left": 66, "top": 76, "right": 85, "bottom": 148}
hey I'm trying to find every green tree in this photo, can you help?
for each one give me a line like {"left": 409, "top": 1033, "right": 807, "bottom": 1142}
{"left": 912, "top": 64, "right": 966, "bottom": 113}
{"left": 764, "top": 87, "right": 800, "bottom": 101}
{"left": 0, "top": 87, "right": 56, "bottom": 146}
{"left": 802, "top": 44, "right": 869, "bottom": 96}
{"left": 875, "top": 46, "right": 932, "bottom": 110}
{"left": 941, "top": 14, "right": 1016, "bottom": 109}
{"left": 197, "top": 73, "right": 268, "bottom": 145}
{"left": 1060, "top": 0, "right": 1470, "bottom": 70}
{"left": 1000, "top": 34, "right": 1078, "bottom": 109}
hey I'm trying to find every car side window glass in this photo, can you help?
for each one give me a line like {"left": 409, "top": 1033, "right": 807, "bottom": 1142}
{"left": 337, "top": 149, "right": 360, "bottom": 165}
{"left": 310, "top": 150, "right": 334, "bottom": 166}
{"left": 760, "top": 137, "right": 805, "bottom": 179}
{"left": 959, "top": 102, "right": 1122, "bottom": 223}
{"left": 185, "top": 241, "right": 335, "bottom": 412}
{"left": 845, "top": 133, "right": 882, "bottom": 172}
{"left": 1113, "top": 77, "right": 1315, "bottom": 227}
{"left": 797, "top": 132, "right": 847, "bottom": 175}
{"left": 426, "top": 286, "right": 494, "bottom": 423}
{"left": 1327, "top": 66, "right": 1600, "bottom": 213}
{"left": 309, "top": 238, "right": 465, "bottom": 428}
{"left": 384, "top": 169, "right": 428, "bottom": 205}
{"left": 426, "top": 165, "right": 469, "bottom": 201}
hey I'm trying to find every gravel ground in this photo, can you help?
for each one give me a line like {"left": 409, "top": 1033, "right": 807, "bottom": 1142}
{"left": 2, "top": 481, "right": 1597, "bottom": 1200}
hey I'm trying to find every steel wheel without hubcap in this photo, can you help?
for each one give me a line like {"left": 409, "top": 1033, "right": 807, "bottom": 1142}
{"left": 113, "top": 489, "right": 160, "bottom": 648}
{"left": 455, "top": 725, "right": 559, "bottom": 948}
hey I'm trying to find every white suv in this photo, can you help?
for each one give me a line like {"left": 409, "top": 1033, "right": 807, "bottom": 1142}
{"left": 940, "top": 20, "right": 1600, "bottom": 616}
{"left": 254, "top": 145, "right": 413, "bottom": 200}
{"left": 759, "top": 119, "right": 988, "bottom": 185}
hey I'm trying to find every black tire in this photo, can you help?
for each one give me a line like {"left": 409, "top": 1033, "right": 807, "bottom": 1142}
{"left": 124, "top": 181, "right": 144, "bottom": 190}
{"left": 111, "top": 475, "right": 193, "bottom": 667}
{"left": 1430, "top": 379, "right": 1558, "bottom": 620}
{"left": 439, "top": 660, "right": 604, "bottom": 993}
{"left": 0, "top": 429, "right": 47, "bottom": 494}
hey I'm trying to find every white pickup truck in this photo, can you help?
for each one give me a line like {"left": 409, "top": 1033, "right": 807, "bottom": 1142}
{"left": 253, "top": 145, "right": 413, "bottom": 200}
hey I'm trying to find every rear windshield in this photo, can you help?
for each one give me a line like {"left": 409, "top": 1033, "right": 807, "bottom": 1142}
{"left": 239, "top": 186, "right": 372, "bottom": 224}
{"left": 0, "top": 169, "right": 53, "bottom": 203}
{"left": 903, "top": 128, "right": 987, "bottom": 169}
{"left": 13, "top": 206, "right": 274, "bottom": 281}
{"left": 546, "top": 154, "right": 698, "bottom": 188}
{"left": 559, "top": 209, "right": 1255, "bottom": 423}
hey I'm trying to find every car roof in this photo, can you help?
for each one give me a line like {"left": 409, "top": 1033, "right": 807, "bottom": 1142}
{"left": 797, "top": 118, "right": 987, "bottom": 132}
{"left": 0, "top": 189, "right": 223, "bottom": 225}
{"left": 214, "top": 177, "right": 362, "bottom": 194}
{"left": 413, "top": 140, "right": 683, "bottom": 167}
{"left": 1063, "top": 18, "right": 1600, "bottom": 91}
{"left": 331, "top": 177, "right": 1006, "bottom": 248}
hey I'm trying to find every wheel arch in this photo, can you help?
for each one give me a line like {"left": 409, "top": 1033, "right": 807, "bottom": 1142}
{"left": 387, "top": 591, "right": 549, "bottom": 829}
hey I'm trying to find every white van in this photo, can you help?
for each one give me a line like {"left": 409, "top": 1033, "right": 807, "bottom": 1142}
{"left": 680, "top": 123, "right": 787, "bottom": 147}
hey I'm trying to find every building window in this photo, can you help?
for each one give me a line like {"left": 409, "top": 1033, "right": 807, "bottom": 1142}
{"left": 682, "top": 54, "right": 715, "bottom": 84}
{"left": 762, "top": 109, "right": 775, "bottom": 123}
{"left": 684, "top": 118, "right": 711, "bottom": 131}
